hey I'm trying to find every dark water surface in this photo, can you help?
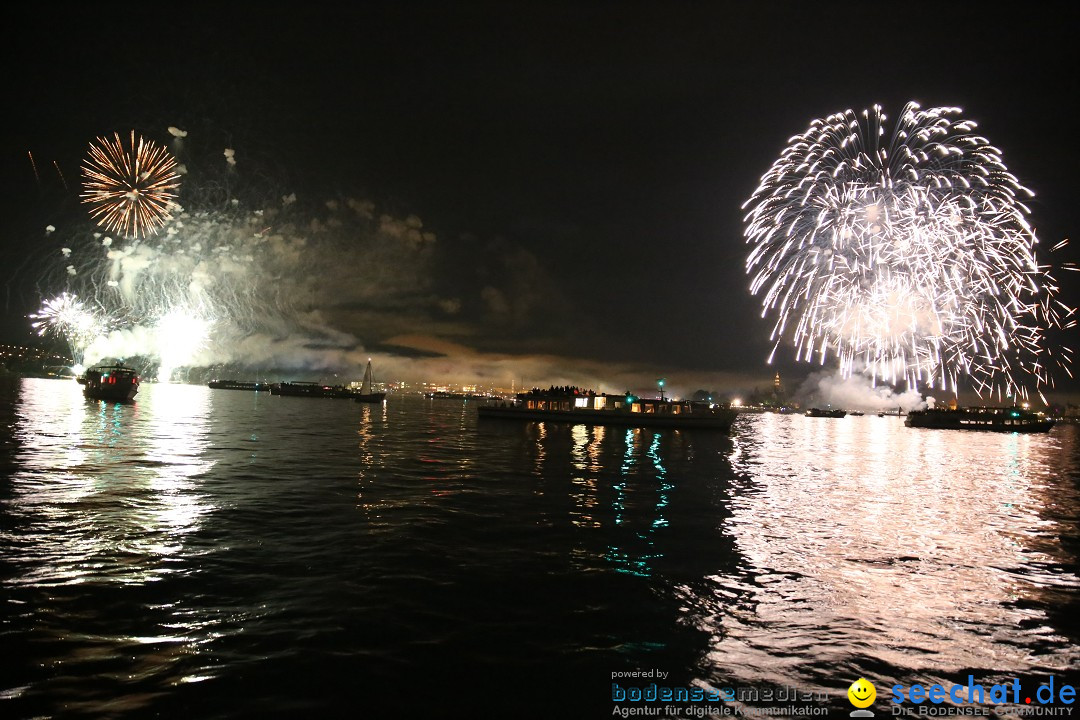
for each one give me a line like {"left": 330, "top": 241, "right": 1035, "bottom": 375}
{"left": 2, "top": 378, "right": 1078, "bottom": 718}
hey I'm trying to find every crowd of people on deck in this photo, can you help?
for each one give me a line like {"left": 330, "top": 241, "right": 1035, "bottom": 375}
{"left": 527, "top": 385, "right": 597, "bottom": 397}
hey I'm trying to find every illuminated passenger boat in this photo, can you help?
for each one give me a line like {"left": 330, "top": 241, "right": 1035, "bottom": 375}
{"left": 477, "top": 388, "right": 738, "bottom": 431}
{"left": 904, "top": 406, "right": 1055, "bottom": 433}
{"left": 78, "top": 363, "right": 139, "bottom": 402}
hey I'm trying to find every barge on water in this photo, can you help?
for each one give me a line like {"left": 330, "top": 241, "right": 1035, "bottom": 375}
{"left": 805, "top": 407, "right": 846, "bottom": 418}
{"left": 270, "top": 382, "right": 357, "bottom": 399}
{"left": 477, "top": 388, "right": 738, "bottom": 431}
{"left": 904, "top": 406, "right": 1055, "bottom": 433}
{"left": 209, "top": 380, "right": 268, "bottom": 391}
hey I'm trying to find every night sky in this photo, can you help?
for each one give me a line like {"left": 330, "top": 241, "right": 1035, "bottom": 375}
{"left": 3, "top": 2, "right": 1079, "bottom": 401}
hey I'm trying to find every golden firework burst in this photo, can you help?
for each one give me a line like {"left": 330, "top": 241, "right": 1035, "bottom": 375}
{"left": 80, "top": 131, "right": 181, "bottom": 239}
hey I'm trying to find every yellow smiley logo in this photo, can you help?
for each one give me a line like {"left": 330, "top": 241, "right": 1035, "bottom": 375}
{"left": 848, "top": 678, "right": 876, "bottom": 708}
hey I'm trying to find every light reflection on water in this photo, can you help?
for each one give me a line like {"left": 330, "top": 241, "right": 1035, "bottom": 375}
{"left": 3, "top": 379, "right": 219, "bottom": 712}
{"left": 606, "top": 429, "right": 674, "bottom": 576}
{"left": 688, "top": 412, "right": 1080, "bottom": 696}
{"left": 540, "top": 423, "right": 685, "bottom": 577}
{"left": 7, "top": 379, "right": 214, "bottom": 587}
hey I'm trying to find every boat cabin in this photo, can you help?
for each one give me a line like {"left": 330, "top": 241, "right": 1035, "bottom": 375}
{"left": 520, "top": 390, "right": 709, "bottom": 415}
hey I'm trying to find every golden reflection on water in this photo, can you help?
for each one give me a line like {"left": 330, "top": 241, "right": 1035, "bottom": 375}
{"left": 692, "top": 413, "right": 1080, "bottom": 692}
{"left": 530, "top": 421, "right": 548, "bottom": 479}
{"left": 356, "top": 404, "right": 377, "bottom": 471}
{"left": 569, "top": 424, "right": 602, "bottom": 528}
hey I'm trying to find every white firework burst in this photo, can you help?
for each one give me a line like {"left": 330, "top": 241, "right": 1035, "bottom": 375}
{"left": 743, "top": 102, "right": 1074, "bottom": 401}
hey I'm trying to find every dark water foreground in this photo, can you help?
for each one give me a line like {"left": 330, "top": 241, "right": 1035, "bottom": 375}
{"left": 1, "top": 378, "right": 1078, "bottom": 718}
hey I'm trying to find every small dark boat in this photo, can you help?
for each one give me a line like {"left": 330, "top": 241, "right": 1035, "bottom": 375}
{"left": 905, "top": 406, "right": 1054, "bottom": 433}
{"left": 79, "top": 363, "right": 139, "bottom": 402}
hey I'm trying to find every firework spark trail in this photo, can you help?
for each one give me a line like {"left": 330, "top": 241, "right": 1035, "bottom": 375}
{"left": 743, "top": 102, "right": 1075, "bottom": 402}
{"left": 81, "top": 131, "right": 181, "bottom": 239}
{"left": 27, "top": 151, "right": 40, "bottom": 186}
{"left": 52, "top": 160, "right": 68, "bottom": 190}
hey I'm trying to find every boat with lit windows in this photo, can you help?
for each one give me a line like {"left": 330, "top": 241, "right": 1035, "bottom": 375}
{"left": 904, "top": 406, "right": 1055, "bottom": 433}
{"left": 477, "top": 387, "right": 738, "bottom": 431}
{"left": 78, "top": 363, "right": 140, "bottom": 402}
